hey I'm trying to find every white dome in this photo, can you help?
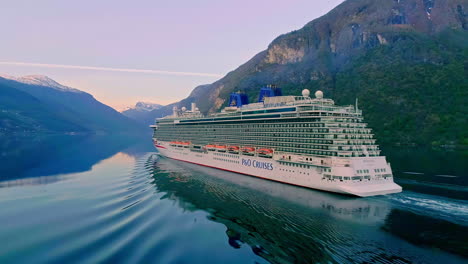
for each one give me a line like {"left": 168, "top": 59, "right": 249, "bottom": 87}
{"left": 315, "top": 90, "right": 323, "bottom": 99}
{"left": 181, "top": 107, "right": 187, "bottom": 111}
{"left": 302, "top": 89, "right": 310, "bottom": 97}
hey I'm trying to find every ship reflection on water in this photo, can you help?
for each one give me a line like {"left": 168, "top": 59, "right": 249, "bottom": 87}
{"left": 149, "top": 155, "right": 467, "bottom": 264}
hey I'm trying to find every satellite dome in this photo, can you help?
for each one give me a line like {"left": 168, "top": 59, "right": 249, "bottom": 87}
{"left": 181, "top": 107, "right": 187, "bottom": 111}
{"left": 315, "top": 90, "right": 323, "bottom": 99}
{"left": 172, "top": 106, "right": 177, "bottom": 110}
{"left": 302, "top": 89, "right": 310, "bottom": 97}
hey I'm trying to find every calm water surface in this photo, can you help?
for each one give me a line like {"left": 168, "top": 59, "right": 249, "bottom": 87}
{"left": 0, "top": 135, "right": 467, "bottom": 264}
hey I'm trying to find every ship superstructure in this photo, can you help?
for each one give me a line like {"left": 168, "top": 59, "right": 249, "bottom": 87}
{"left": 152, "top": 86, "right": 402, "bottom": 197}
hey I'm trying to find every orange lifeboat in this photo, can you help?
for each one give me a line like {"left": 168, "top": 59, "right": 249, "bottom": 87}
{"left": 241, "top": 147, "right": 255, "bottom": 156}
{"left": 216, "top": 145, "right": 227, "bottom": 152}
{"left": 257, "top": 148, "right": 274, "bottom": 156}
{"left": 228, "top": 146, "right": 239, "bottom": 153}
{"left": 206, "top": 144, "right": 216, "bottom": 151}
{"left": 241, "top": 147, "right": 255, "bottom": 152}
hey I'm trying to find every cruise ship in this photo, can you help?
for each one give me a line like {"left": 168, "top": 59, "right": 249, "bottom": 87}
{"left": 151, "top": 86, "right": 402, "bottom": 197}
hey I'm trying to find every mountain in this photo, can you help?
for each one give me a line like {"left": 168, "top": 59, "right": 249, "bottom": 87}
{"left": 0, "top": 74, "right": 81, "bottom": 93}
{"left": 0, "top": 75, "right": 145, "bottom": 134}
{"left": 0, "top": 79, "right": 84, "bottom": 132}
{"left": 121, "top": 101, "right": 163, "bottom": 124}
{"left": 149, "top": 0, "right": 467, "bottom": 146}
{"left": 130, "top": 102, "right": 163, "bottom": 112}
{"left": 135, "top": 84, "right": 212, "bottom": 125}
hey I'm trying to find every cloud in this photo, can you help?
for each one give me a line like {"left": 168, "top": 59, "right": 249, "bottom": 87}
{"left": 0, "top": 61, "right": 224, "bottom": 78}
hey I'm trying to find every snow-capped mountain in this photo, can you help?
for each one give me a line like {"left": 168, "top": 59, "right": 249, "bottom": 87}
{"left": 122, "top": 102, "right": 163, "bottom": 113}
{"left": 0, "top": 74, "right": 82, "bottom": 93}
{"left": 0, "top": 74, "right": 144, "bottom": 133}
{"left": 121, "top": 102, "right": 164, "bottom": 124}
{"left": 133, "top": 102, "right": 163, "bottom": 112}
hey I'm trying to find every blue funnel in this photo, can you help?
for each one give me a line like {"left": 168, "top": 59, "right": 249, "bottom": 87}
{"left": 228, "top": 92, "right": 249, "bottom": 107}
{"left": 258, "top": 85, "right": 282, "bottom": 102}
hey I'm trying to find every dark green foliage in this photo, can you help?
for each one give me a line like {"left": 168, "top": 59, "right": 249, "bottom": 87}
{"left": 334, "top": 30, "right": 468, "bottom": 146}
{"left": 218, "top": 30, "right": 468, "bottom": 147}
{"left": 212, "top": 31, "right": 468, "bottom": 147}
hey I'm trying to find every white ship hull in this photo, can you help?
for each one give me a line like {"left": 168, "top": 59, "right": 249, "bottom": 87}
{"left": 155, "top": 141, "right": 402, "bottom": 197}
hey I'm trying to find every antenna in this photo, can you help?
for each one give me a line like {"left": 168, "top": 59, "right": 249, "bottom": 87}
{"left": 355, "top": 98, "right": 359, "bottom": 111}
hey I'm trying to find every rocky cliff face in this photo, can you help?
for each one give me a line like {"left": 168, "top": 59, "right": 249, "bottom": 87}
{"left": 150, "top": 0, "right": 467, "bottom": 146}
{"left": 188, "top": 0, "right": 467, "bottom": 113}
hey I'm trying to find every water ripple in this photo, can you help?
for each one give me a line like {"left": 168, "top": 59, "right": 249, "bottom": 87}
{"left": 385, "top": 191, "right": 468, "bottom": 226}
{"left": 1, "top": 152, "right": 467, "bottom": 264}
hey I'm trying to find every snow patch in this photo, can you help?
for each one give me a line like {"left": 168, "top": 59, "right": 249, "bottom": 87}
{"left": 0, "top": 74, "right": 82, "bottom": 93}
{"left": 124, "top": 102, "right": 163, "bottom": 112}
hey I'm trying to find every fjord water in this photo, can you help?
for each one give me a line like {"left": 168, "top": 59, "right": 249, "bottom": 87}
{"left": 0, "top": 135, "right": 466, "bottom": 264}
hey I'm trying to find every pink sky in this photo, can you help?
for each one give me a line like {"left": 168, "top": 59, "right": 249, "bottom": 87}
{"left": 0, "top": 0, "right": 344, "bottom": 111}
